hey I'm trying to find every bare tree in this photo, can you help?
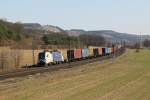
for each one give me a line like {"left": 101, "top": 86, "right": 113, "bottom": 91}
{"left": 0, "top": 49, "right": 9, "bottom": 70}
{"left": 11, "top": 50, "right": 22, "bottom": 68}
{"left": 143, "top": 39, "right": 150, "bottom": 48}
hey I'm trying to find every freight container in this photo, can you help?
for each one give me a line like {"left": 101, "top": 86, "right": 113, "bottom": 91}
{"left": 38, "top": 51, "right": 53, "bottom": 65}
{"left": 93, "top": 48, "right": 99, "bottom": 57}
{"left": 52, "top": 51, "right": 64, "bottom": 63}
{"left": 82, "top": 48, "right": 89, "bottom": 58}
{"left": 102, "top": 47, "right": 109, "bottom": 55}
{"left": 102, "top": 48, "right": 106, "bottom": 55}
{"left": 67, "top": 49, "right": 82, "bottom": 61}
{"left": 108, "top": 48, "right": 111, "bottom": 54}
{"left": 109, "top": 48, "right": 113, "bottom": 54}
{"left": 88, "top": 47, "right": 94, "bottom": 57}
{"left": 110, "top": 48, "right": 113, "bottom": 54}
{"left": 59, "top": 49, "right": 68, "bottom": 62}
{"left": 67, "top": 50, "right": 74, "bottom": 61}
{"left": 106, "top": 48, "right": 109, "bottom": 55}
{"left": 98, "top": 48, "right": 102, "bottom": 55}
{"left": 74, "top": 49, "right": 82, "bottom": 59}
{"left": 93, "top": 47, "right": 103, "bottom": 57}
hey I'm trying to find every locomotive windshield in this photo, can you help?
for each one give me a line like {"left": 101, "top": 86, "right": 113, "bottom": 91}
{"left": 38, "top": 53, "right": 45, "bottom": 59}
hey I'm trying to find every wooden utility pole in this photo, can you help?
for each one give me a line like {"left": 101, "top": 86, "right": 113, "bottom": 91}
{"left": 68, "top": 37, "right": 71, "bottom": 63}
{"left": 32, "top": 38, "right": 35, "bottom": 65}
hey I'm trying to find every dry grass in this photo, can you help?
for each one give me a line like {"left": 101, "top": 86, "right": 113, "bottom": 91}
{"left": 0, "top": 47, "right": 68, "bottom": 69}
{"left": 0, "top": 49, "right": 150, "bottom": 100}
{"left": 0, "top": 47, "right": 43, "bottom": 70}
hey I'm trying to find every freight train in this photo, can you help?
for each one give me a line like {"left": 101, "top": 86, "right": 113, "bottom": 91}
{"left": 37, "top": 45, "right": 124, "bottom": 66}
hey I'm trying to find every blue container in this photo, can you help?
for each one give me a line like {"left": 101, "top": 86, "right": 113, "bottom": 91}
{"left": 103, "top": 47, "right": 109, "bottom": 55}
{"left": 52, "top": 51, "right": 64, "bottom": 62}
{"left": 106, "top": 48, "right": 109, "bottom": 54}
{"left": 82, "top": 48, "right": 89, "bottom": 58}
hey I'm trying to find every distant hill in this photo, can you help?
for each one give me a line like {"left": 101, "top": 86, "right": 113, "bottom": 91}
{"left": 87, "top": 30, "right": 139, "bottom": 44}
{"left": 23, "top": 23, "right": 150, "bottom": 45}
{"left": 23, "top": 23, "right": 64, "bottom": 33}
{"left": 42, "top": 25, "right": 64, "bottom": 33}
{"left": 66, "top": 29, "right": 87, "bottom": 36}
{"left": 12, "top": 22, "right": 150, "bottom": 46}
{"left": 66, "top": 30, "right": 149, "bottom": 45}
{"left": 24, "top": 23, "right": 42, "bottom": 30}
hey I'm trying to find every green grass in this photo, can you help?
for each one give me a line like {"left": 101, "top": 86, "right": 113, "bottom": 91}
{"left": 0, "top": 49, "right": 150, "bottom": 100}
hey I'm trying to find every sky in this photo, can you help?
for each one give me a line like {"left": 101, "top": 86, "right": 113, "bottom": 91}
{"left": 0, "top": 0, "right": 150, "bottom": 34}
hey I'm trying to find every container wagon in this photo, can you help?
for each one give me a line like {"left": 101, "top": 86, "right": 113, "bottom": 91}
{"left": 52, "top": 51, "right": 64, "bottom": 64}
{"left": 102, "top": 48, "right": 106, "bottom": 56}
{"left": 108, "top": 48, "right": 112, "bottom": 55}
{"left": 67, "top": 50, "right": 74, "bottom": 61}
{"left": 88, "top": 47, "right": 94, "bottom": 58}
{"left": 105, "top": 48, "right": 109, "bottom": 55}
{"left": 82, "top": 48, "right": 89, "bottom": 58}
{"left": 98, "top": 48, "right": 103, "bottom": 56}
{"left": 59, "top": 49, "right": 68, "bottom": 62}
{"left": 67, "top": 49, "right": 82, "bottom": 61}
{"left": 110, "top": 47, "right": 114, "bottom": 54}
{"left": 93, "top": 48, "right": 102, "bottom": 57}
{"left": 93, "top": 48, "right": 98, "bottom": 57}
{"left": 74, "top": 49, "right": 82, "bottom": 60}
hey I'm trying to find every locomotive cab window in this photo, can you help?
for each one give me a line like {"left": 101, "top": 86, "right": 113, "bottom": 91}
{"left": 46, "top": 54, "right": 49, "bottom": 57}
{"left": 38, "top": 53, "right": 45, "bottom": 59}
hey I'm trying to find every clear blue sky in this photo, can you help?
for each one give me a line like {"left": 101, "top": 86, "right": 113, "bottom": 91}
{"left": 0, "top": 0, "right": 150, "bottom": 34}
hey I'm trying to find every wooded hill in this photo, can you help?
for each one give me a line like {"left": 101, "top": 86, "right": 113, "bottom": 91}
{"left": 0, "top": 20, "right": 106, "bottom": 49}
{"left": 0, "top": 20, "right": 25, "bottom": 45}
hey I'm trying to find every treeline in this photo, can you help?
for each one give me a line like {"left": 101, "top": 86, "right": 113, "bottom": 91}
{"left": 0, "top": 20, "right": 26, "bottom": 45}
{"left": 133, "top": 39, "right": 150, "bottom": 49}
{"left": 42, "top": 33, "right": 106, "bottom": 48}
{"left": 42, "top": 33, "right": 78, "bottom": 45}
{"left": 79, "top": 34, "right": 106, "bottom": 46}
{"left": 143, "top": 39, "right": 150, "bottom": 47}
{"left": 0, "top": 20, "right": 45, "bottom": 47}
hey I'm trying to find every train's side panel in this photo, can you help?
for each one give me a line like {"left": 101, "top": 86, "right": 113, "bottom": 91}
{"left": 93, "top": 47, "right": 102, "bottom": 57}
{"left": 102, "top": 47, "right": 109, "bottom": 55}
{"left": 110, "top": 48, "right": 112, "bottom": 54}
{"left": 111, "top": 48, "right": 113, "bottom": 54}
{"left": 88, "top": 47, "right": 94, "bottom": 57}
{"left": 93, "top": 48, "right": 99, "bottom": 57}
{"left": 108, "top": 48, "right": 111, "bottom": 54}
{"left": 82, "top": 48, "right": 89, "bottom": 58}
{"left": 105, "top": 48, "right": 109, "bottom": 54}
{"left": 67, "top": 50, "right": 74, "bottom": 61}
{"left": 74, "top": 49, "right": 82, "bottom": 59}
{"left": 52, "top": 51, "right": 64, "bottom": 62}
{"left": 98, "top": 48, "right": 103, "bottom": 55}
{"left": 102, "top": 48, "right": 106, "bottom": 55}
{"left": 59, "top": 49, "right": 68, "bottom": 61}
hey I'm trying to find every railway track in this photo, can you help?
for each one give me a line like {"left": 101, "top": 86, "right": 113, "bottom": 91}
{"left": 0, "top": 51, "right": 125, "bottom": 80}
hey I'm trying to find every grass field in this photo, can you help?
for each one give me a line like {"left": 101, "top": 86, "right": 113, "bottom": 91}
{"left": 0, "top": 49, "right": 150, "bottom": 100}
